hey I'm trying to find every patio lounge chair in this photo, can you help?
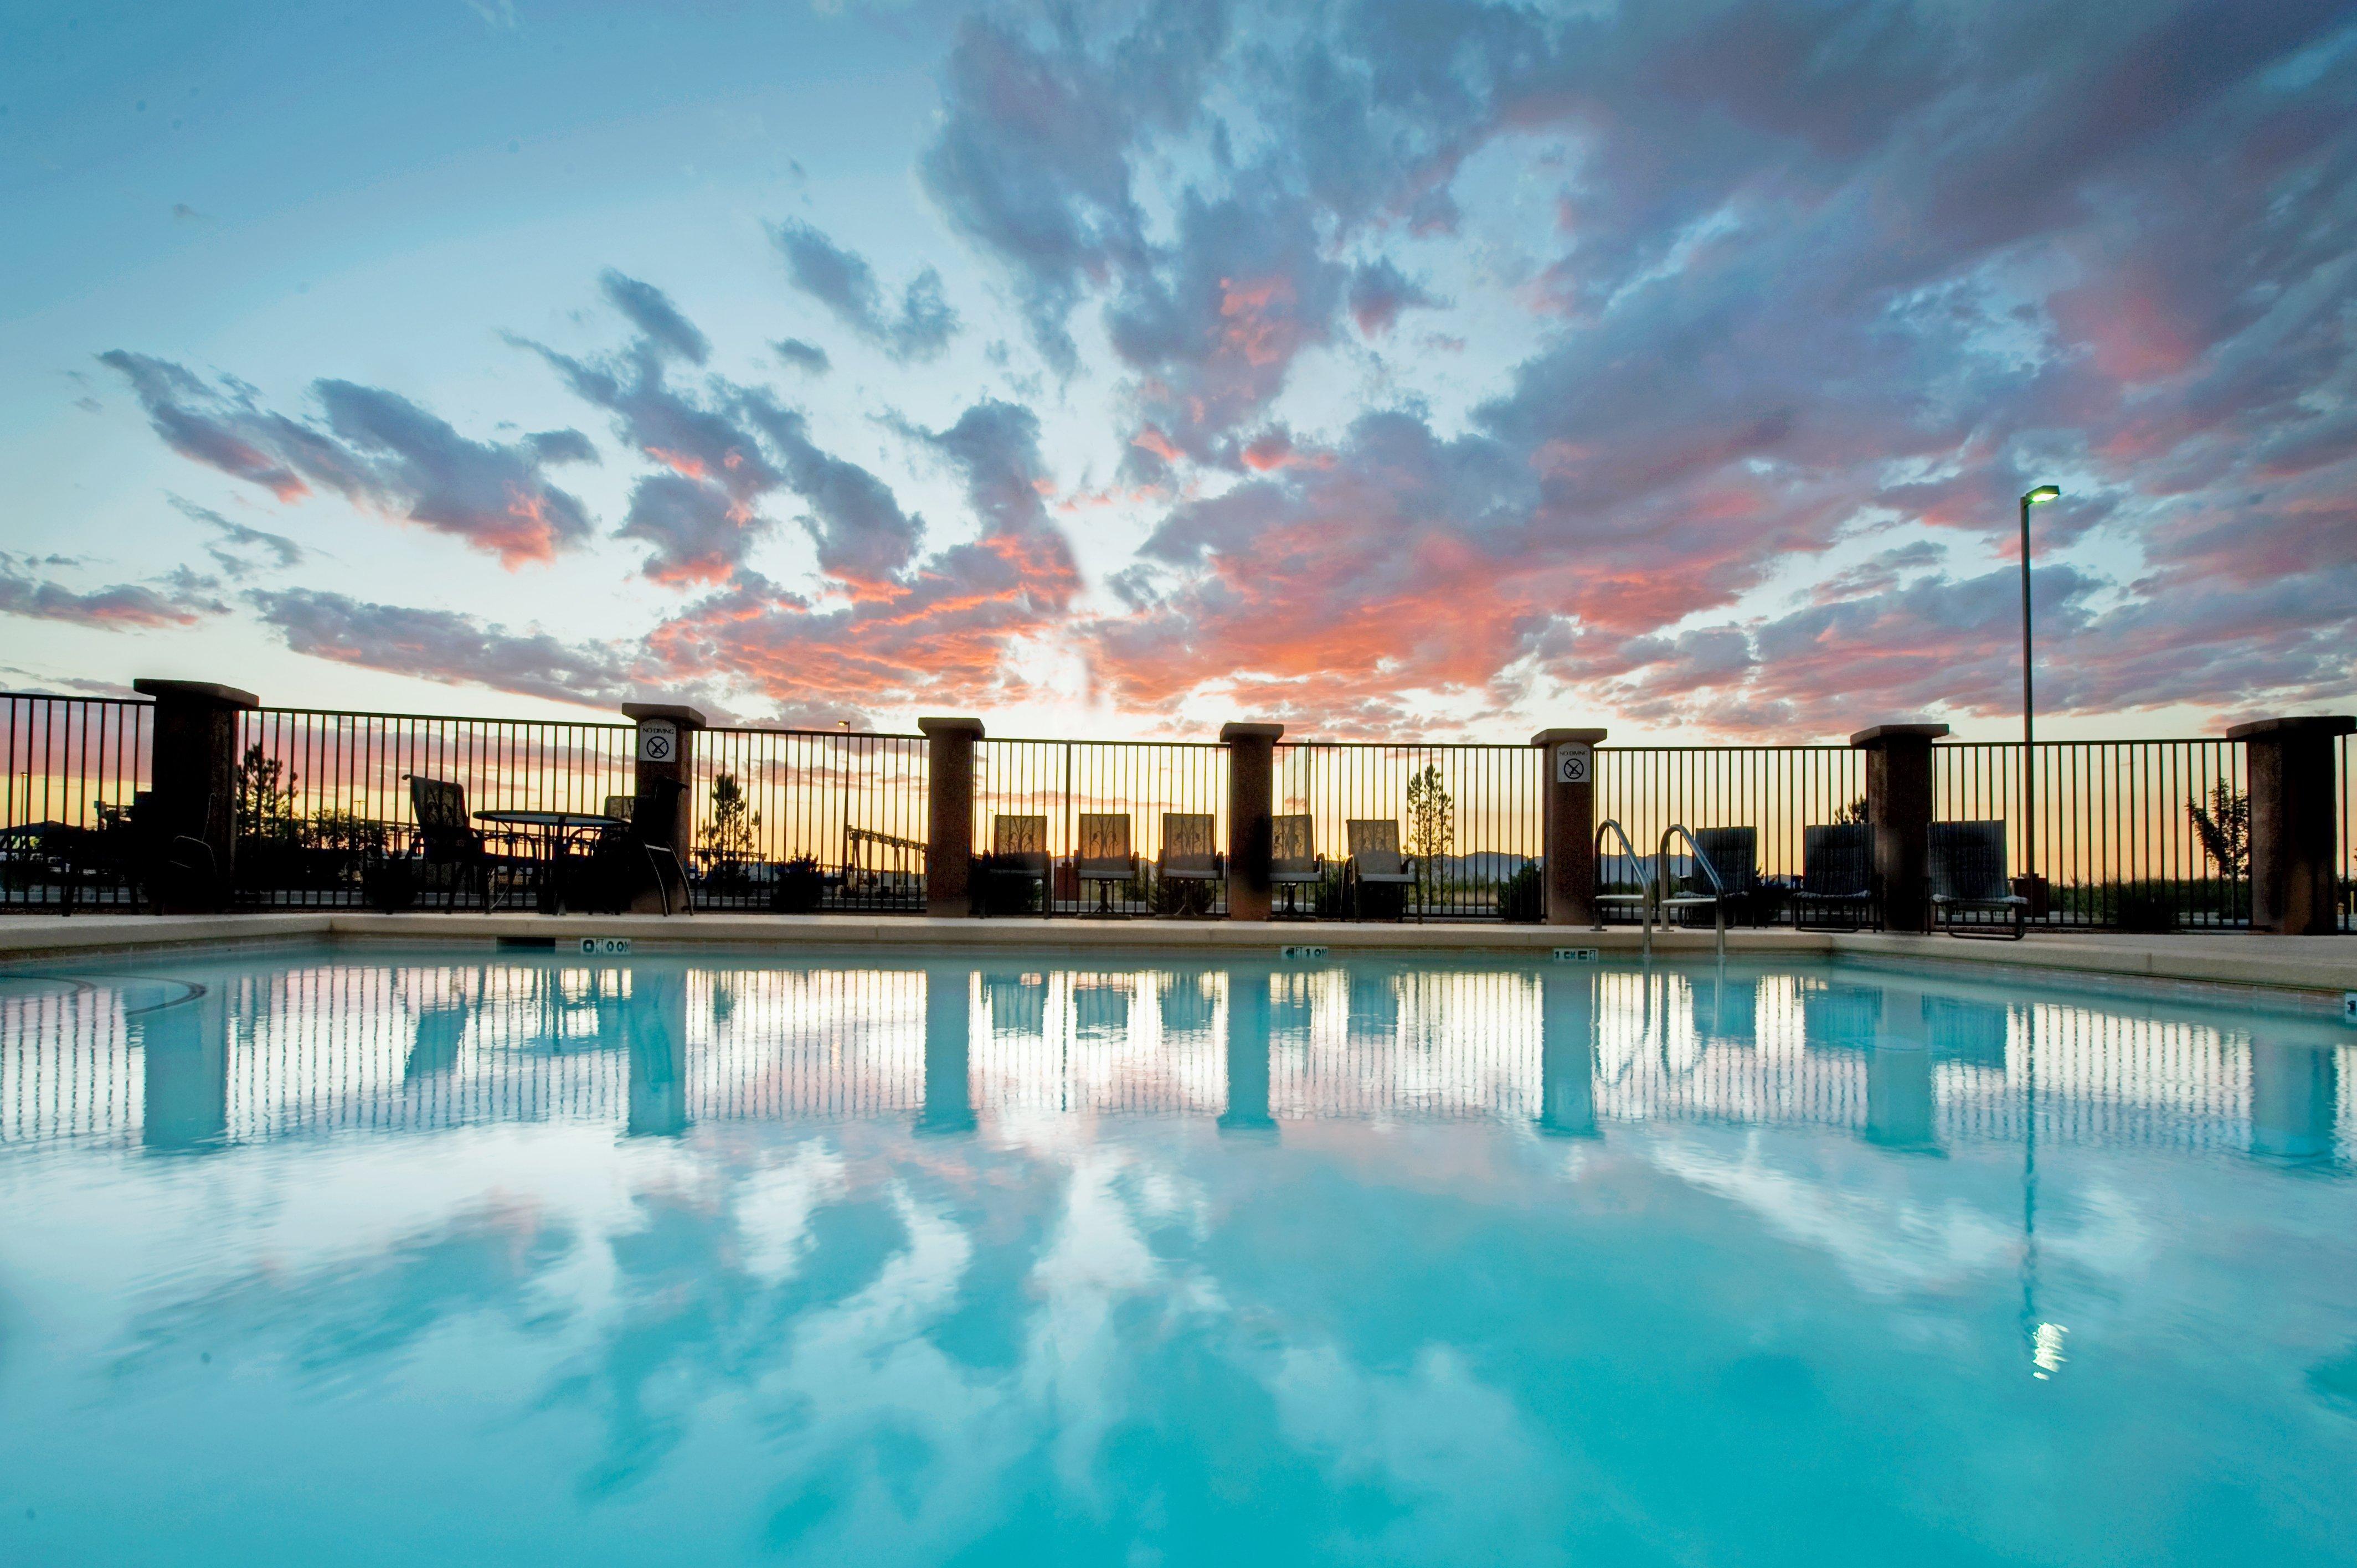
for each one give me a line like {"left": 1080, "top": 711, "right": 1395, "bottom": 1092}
{"left": 1345, "top": 819, "right": 1418, "bottom": 922}
{"left": 1792, "top": 823, "right": 1874, "bottom": 931}
{"left": 984, "top": 814, "right": 1049, "bottom": 917}
{"left": 1268, "top": 813, "right": 1321, "bottom": 916}
{"left": 1689, "top": 828, "right": 1760, "bottom": 923}
{"left": 59, "top": 790, "right": 219, "bottom": 914}
{"left": 623, "top": 777, "right": 694, "bottom": 916}
{"left": 1157, "top": 812, "right": 1222, "bottom": 914}
{"left": 1929, "top": 819, "right": 2026, "bottom": 939}
{"left": 1075, "top": 813, "right": 1137, "bottom": 916}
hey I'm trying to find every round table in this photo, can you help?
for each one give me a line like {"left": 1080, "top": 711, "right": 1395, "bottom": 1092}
{"left": 474, "top": 811, "right": 624, "bottom": 914}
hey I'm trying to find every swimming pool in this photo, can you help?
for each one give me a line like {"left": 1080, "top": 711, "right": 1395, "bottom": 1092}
{"left": 2, "top": 944, "right": 2352, "bottom": 1565}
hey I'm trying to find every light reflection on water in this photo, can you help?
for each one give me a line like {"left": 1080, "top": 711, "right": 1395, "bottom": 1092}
{"left": 1, "top": 945, "right": 2353, "bottom": 1566}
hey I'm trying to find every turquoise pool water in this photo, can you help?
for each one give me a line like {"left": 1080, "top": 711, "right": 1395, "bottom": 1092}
{"left": 2, "top": 945, "right": 2353, "bottom": 1566}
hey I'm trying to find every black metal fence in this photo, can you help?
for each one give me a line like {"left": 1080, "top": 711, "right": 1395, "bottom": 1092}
{"left": 1592, "top": 745, "right": 1866, "bottom": 922}
{"left": 693, "top": 728, "right": 929, "bottom": 912}
{"left": 1933, "top": 739, "right": 2252, "bottom": 930}
{"left": 0, "top": 689, "right": 2345, "bottom": 930}
{"left": 1270, "top": 741, "right": 1543, "bottom": 919}
{"left": 972, "top": 739, "right": 1228, "bottom": 916}
{"left": 1, "top": 695, "right": 153, "bottom": 911}
{"left": 227, "top": 706, "right": 639, "bottom": 908}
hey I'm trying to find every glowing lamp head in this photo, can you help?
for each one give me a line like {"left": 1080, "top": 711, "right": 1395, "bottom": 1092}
{"left": 2024, "top": 484, "right": 2061, "bottom": 506}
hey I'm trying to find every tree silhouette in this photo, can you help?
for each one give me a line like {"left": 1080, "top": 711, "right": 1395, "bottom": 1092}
{"left": 700, "top": 771, "right": 762, "bottom": 862}
{"left": 2186, "top": 783, "right": 2248, "bottom": 881}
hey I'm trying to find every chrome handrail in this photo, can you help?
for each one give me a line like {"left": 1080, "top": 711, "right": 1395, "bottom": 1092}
{"left": 1591, "top": 818, "right": 1654, "bottom": 933}
{"left": 1651, "top": 823, "right": 1728, "bottom": 962}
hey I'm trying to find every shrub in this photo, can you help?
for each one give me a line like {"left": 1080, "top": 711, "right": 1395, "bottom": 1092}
{"left": 2113, "top": 881, "right": 2179, "bottom": 934}
{"left": 1496, "top": 859, "right": 1543, "bottom": 922}
{"left": 769, "top": 855, "right": 824, "bottom": 914}
{"left": 968, "top": 854, "right": 1042, "bottom": 916}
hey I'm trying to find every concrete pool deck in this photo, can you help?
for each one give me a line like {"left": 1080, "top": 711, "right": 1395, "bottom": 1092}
{"left": 4, "top": 910, "right": 2355, "bottom": 1004}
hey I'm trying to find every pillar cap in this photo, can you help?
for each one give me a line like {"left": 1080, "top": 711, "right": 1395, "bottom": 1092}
{"left": 1530, "top": 727, "right": 1607, "bottom": 746}
{"left": 1219, "top": 721, "right": 1284, "bottom": 741}
{"left": 2226, "top": 715, "right": 2355, "bottom": 741}
{"left": 918, "top": 716, "right": 985, "bottom": 738}
{"left": 622, "top": 701, "right": 708, "bottom": 730}
{"left": 132, "top": 678, "right": 258, "bottom": 709}
{"left": 1849, "top": 722, "right": 1950, "bottom": 747}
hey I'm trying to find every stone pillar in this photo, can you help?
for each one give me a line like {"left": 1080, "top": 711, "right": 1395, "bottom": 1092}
{"left": 1219, "top": 968, "right": 1275, "bottom": 1132}
{"left": 137, "top": 983, "right": 230, "bottom": 1152}
{"left": 625, "top": 966, "right": 689, "bottom": 1138}
{"left": 2250, "top": 1038, "right": 2338, "bottom": 1163}
{"left": 1863, "top": 982, "right": 1937, "bottom": 1153}
{"left": 919, "top": 964, "right": 976, "bottom": 1134}
{"left": 132, "top": 678, "right": 258, "bottom": 912}
{"left": 1531, "top": 727, "right": 1608, "bottom": 925}
{"left": 1221, "top": 722, "right": 1283, "bottom": 921}
{"left": 1537, "top": 967, "right": 1599, "bottom": 1138}
{"left": 919, "top": 716, "right": 984, "bottom": 916}
{"left": 1852, "top": 723, "right": 1949, "bottom": 935}
{"left": 2229, "top": 716, "right": 2354, "bottom": 936}
{"left": 621, "top": 700, "right": 705, "bottom": 909}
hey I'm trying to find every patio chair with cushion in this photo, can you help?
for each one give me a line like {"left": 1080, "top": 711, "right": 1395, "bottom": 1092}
{"left": 984, "top": 814, "right": 1050, "bottom": 917}
{"left": 60, "top": 790, "right": 220, "bottom": 915}
{"left": 1268, "top": 813, "right": 1321, "bottom": 917}
{"left": 406, "top": 776, "right": 530, "bottom": 910}
{"left": 1690, "top": 828, "right": 1761, "bottom": 924}
{"left": 1929, "top": 819, "right": 2027, "bottom": 940}
{"left": 1156, "top": 812, "right": 1222, "bottom": 915}
{"left": 625, "top": 777, "right": 696, "bottom": 916}
{"left": 1345, "top": 819, "right": 1419, "bottom": 922}
{"left": 1792, "top": 823, "right": 1875, "bottom": 931}
{"left": 1075, "top": 813, "right": 1137, "bottom": 916}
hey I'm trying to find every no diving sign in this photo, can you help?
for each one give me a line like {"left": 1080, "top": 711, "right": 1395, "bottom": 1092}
{"left": 637, "top": 719, "right": 678, "bottom": 764}
{"left": 1553, "top": 741, "right": 1592, "bottom": 785}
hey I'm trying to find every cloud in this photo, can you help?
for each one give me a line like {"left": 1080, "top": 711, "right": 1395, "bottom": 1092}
{"left": 644, "top": 398, "right": 1081, "bottom": 715}
{"left": 616, "top": 470, "right": 771, "bottom": 587}
{"left": 1045, "top": 0, "right": 2357, "bottom": 730}
{"left": 771, "top": 338, "right": 830, "bottom": 374}
{"left": 917, "top": 2, "right": 1229, "bottom": 372}
{"left": 768, "top": 219, "right": 959, "bottom": 360}
{"left": 171, "top": 496, "right": 307, "bottom": 570}
{"left": 100, "top": 352, "right": 598, "bottom": 566}
{"left": 599, "top": 271, "right": 710, "bottom": 366}
{"left": 0, "top": 554, "right": 223, "bottom": 630}
{"left": 1346, "top": 259, "right": 1443, "bottom": 336}
{"left": 250, "top": 587, "right": 639, "bottom": 705}
{"left": 521, "top": 283, "right": 925, "bottom": 593}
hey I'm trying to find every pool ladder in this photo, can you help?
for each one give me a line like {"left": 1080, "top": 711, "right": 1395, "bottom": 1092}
{"left": 1593, "top": 819, "right": 1728, "bottom": 962}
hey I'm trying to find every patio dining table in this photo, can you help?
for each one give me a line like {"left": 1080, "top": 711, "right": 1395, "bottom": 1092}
{"left": 474, "top": 809, "right": 624, "bottom": 914}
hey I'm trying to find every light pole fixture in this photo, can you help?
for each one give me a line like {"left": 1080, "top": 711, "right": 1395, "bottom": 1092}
{"left": 2019, "top": 485, "right": 2061, "bottom": 893}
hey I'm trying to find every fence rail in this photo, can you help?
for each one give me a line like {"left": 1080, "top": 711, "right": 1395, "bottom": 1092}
{"left": 0, "top": 690, "right": 2346, "bottom": 930}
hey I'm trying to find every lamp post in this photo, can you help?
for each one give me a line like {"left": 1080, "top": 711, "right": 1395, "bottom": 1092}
{"left": 2019, "top": 485, "right": 2061, "bottom": 901}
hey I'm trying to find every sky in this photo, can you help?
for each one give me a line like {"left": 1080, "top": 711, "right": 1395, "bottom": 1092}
{"left": 3, "top": 0, "right": 2354, "bottom": 742}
